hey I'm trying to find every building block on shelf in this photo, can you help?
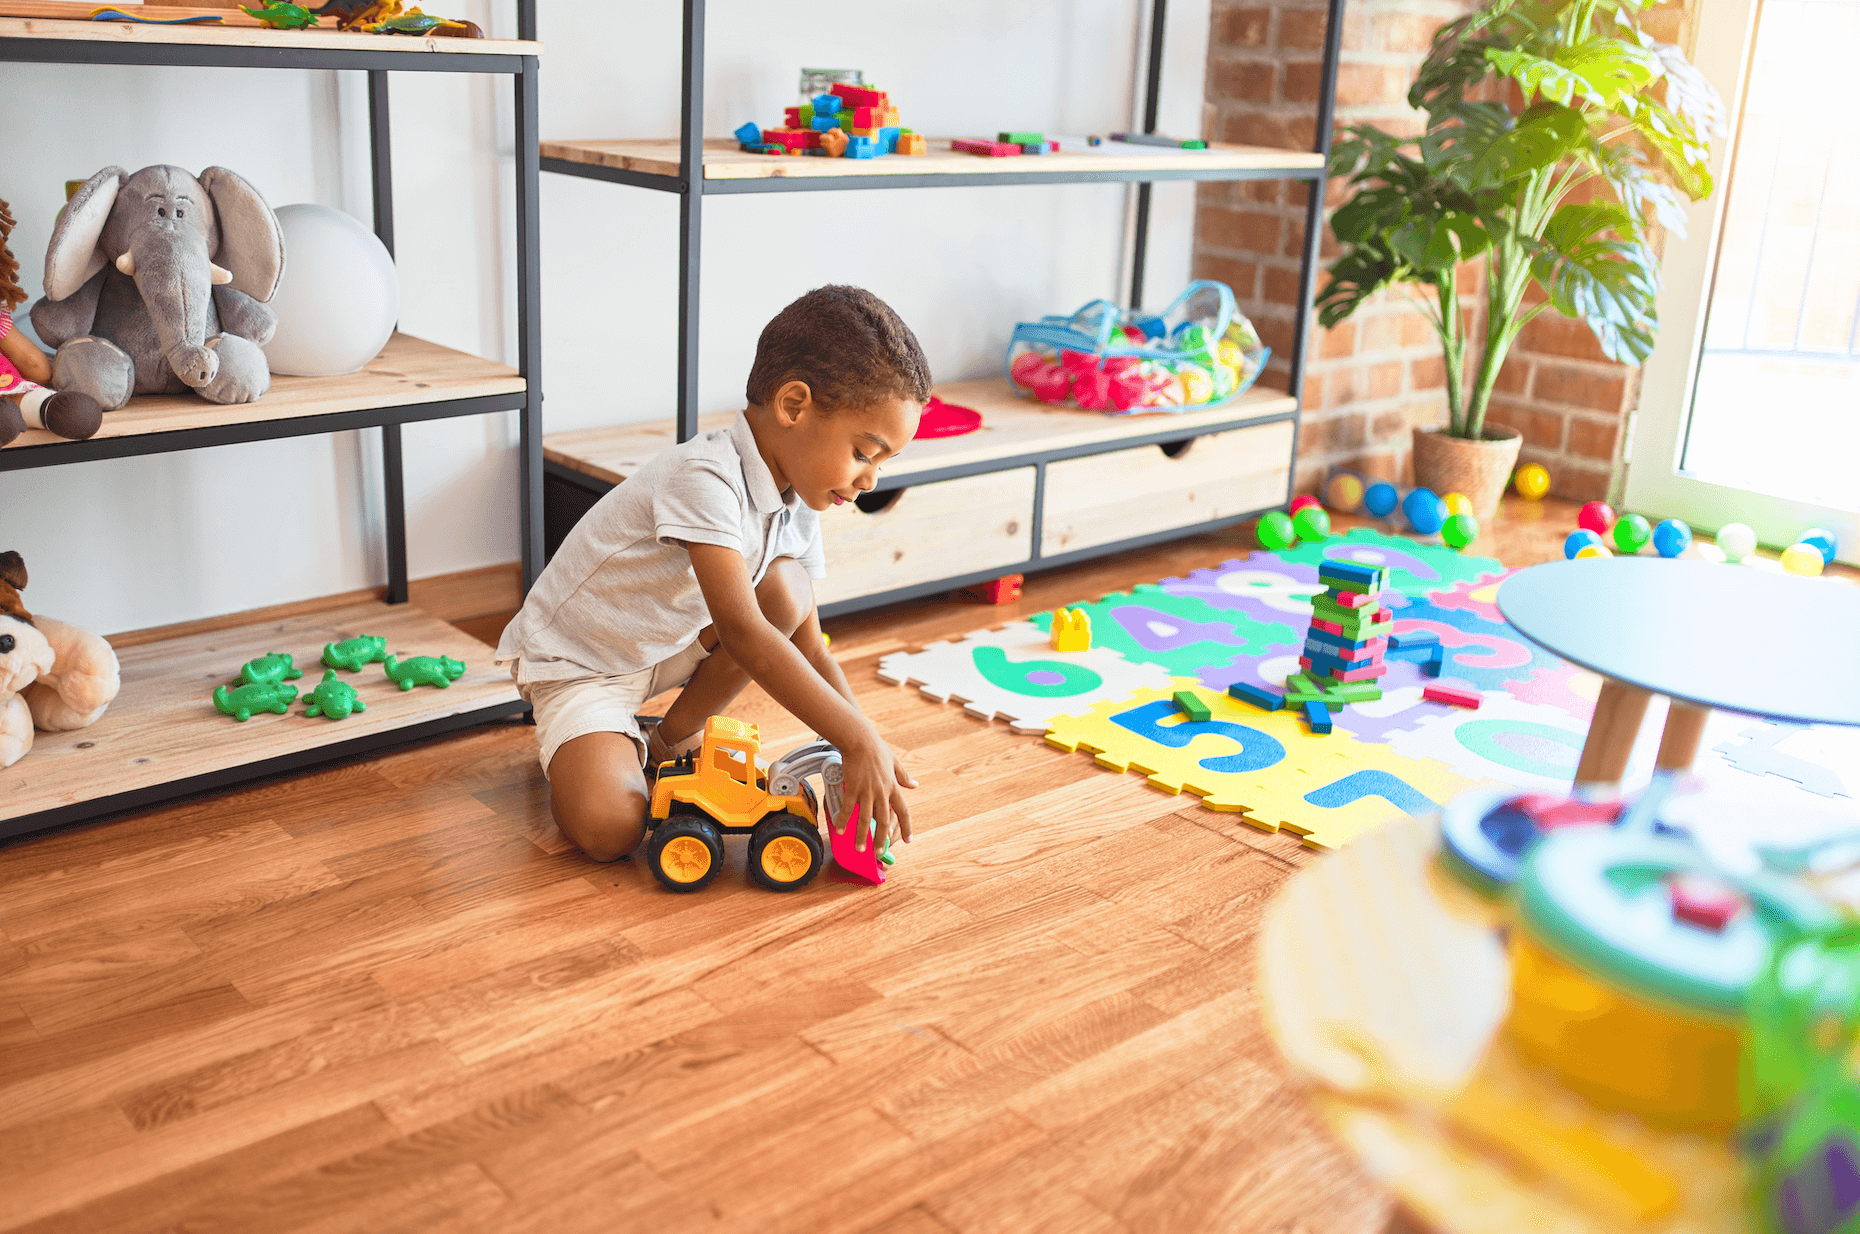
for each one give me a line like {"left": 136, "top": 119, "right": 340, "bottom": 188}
{"left": 785, "top": 105, "right": 808, "bottom": 128}
{"left": 1423, "top": 682, "right": 1483, "bottom": 709}
{"left": 853, "top": 105, "right": 880, "bottom": 128}
{"left": 1020, "top": 142, "right": 1052, "bottom": 154}
{"left": 851, "top": 126, "right": 878, "bottom": 138}
{"left": 818, "top": 128, "right": 849, "bottom": 157}
{"left": 952, "top": 138, "right": 1021, "bottom": 157}
{"left": 999, "top": 131, "right": 1045, "bottom": 144}
{"left": 1228, "top": 681, "right": 1284, "bottom": 711}
{"left": 1304, "top": 699, "right": 1333, "bottom": 734}
{"left": 879, "top": 126, "right": 900, "bottom": 153}
{"left": 846, "top": 136, "right": 879, "bottom": 158}
{"left": 1173, "top": 690, "right": 1212, "bottom": 722}
{"left": 830, "top": 82, "right": 889, "bottom": 108}
{"left": 733, "top": 121, "right": 761, "bottom": 145}
{"left": 812, "top": 93, "right": 842, "bottom": 116}
{"left": 897, "top": 132, "right": 928, "bottom": 156}
{"left": 1050, "top": 607, "right": 1092, "bottom": 652}
{"left": 811, "top": 115, "right": 839, "bottom": 132}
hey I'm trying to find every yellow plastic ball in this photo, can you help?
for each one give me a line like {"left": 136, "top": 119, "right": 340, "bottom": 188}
{"left": 1574, "top": 544, "right": 1612, "bottom": 559}
{"left": 1781, "top": 543, "right": 1825, "bottom": 576}
{"left": 1324, "top": 472, "right": 1365, "bottom": 513}
{"left": 1514, "top": 463, "right": 1551, "bottom": 501}
{"left": 1442, "top": 492, "right": 1474, "bottom": 518}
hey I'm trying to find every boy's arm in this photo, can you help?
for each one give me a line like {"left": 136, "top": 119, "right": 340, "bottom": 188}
{"left": 793, "top": 601, "right": 857, "bottom": 707}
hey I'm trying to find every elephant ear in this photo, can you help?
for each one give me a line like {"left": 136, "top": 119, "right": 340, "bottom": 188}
{"left": 199, "top": 167, "right": 285, "bottom": 303}
{"left": 44, "top": 168, "right": 125, "bottom": 302}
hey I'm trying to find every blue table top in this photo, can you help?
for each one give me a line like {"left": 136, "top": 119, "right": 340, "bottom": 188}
{"left": 1496, "top": 558, "right": 1860, "bottom": 726}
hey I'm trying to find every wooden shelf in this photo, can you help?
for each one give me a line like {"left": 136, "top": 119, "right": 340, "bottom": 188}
{"left": 541, "top": 137, "right": 1325, "bottom": 186}
{"left": 2, "top": 332, "right": 524, "bottom": 456}
{"left": 543, "top": 378, "right": 1299, "bottom": 489}
{"left": 1, "top": 600, "right": 521, "bottom": 833}
{"left": 0, "top": 11, "right": 542, "bottom": 56}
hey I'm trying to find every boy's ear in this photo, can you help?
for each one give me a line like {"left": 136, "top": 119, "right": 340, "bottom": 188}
{"left": 772, "top": 379, "right": 814, "bottom": 426}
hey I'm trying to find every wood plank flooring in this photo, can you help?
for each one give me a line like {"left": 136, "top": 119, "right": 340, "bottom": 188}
{"left": 0, "top": 499, "right": 1604, "bottom": 1233}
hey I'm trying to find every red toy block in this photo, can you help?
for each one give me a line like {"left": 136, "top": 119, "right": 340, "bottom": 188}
{"left": 1311, "top": 618, "right": 1345, "bottom": 636}
{"left": 1423, "top": 682, "right": 1482, "bottom": 708}
{"left": 1330, "top": 663, "right": 1389, "bottom": 682}
{"left": 1670, "top": 875, "right": 1742, "bottom": 932}
{"left": 1507, "top": 794, "right": 1625, "bottom": 829}
{"left": 830, "top": 82, "right": 889, "bottom": 108}
{"left": 829, "top": 803, "right": 885, "bottom": 886}
{"left": 853, "top": 105, "right": 880, "bottom": 128}
{"left": 951, "top": 138, "right": 1022, "bottom": 157}
{"left": 784, "top": 106, "right": 803, "bottom": 128}
{"left": 1333, "top": 590, "right": 1379, "bottom": 608}
{"left": 959, "top": 573, "right": 1023, "bottom": 604}
{"left": 762, "top": 128, "right": 818, "bottom": 150}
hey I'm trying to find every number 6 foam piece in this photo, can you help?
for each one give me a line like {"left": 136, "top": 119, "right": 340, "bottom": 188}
{"left": 877, "top": 620, "right": 1173, "bottom": 733}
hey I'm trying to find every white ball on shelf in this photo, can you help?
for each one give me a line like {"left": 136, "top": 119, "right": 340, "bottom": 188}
{"left": 263, "top": 203, "right": 400, "bottom": 377}
{"left": 1716, "top": 522, "right": 1757, "bottom": 563}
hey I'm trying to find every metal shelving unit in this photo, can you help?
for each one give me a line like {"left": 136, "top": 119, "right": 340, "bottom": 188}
{"left": 0, "top": 7, "right": 545, "bottom": 842}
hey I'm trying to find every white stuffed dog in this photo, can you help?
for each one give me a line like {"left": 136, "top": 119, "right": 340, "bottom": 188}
{"left": 0, "top": 551, "right": 119, "bottom": 768}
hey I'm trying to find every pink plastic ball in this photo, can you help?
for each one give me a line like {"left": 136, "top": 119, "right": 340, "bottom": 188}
{"left": 1577, "top": 502, "right": 1616, "bottom": 536}
{"left": 1289, "top": 494, "right": 1321, "bottom": 516}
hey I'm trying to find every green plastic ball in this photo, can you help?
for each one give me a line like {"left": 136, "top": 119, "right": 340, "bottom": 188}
{"left": 1257, "top": 510, "right": 1297, "bottom": 550}
{"left": 1441, "top": 512, "right": 1480, "bottom": 549}
{"left": 1612, "top": 513, "right": 1652, "bottom": 554}
{"left": 1292, "top": 505, "right": 1331, "bottom": 542}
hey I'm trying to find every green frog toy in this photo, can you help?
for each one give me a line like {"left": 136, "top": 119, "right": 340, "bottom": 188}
{"left": 213, "top": 680, "right": 298, "bottom": 721}
{"left": 239, "top": 651, "right": 303, "bottom": 687}
{"left": 383, "top": 654, "right": 466, "bottom": 690}
{"left": 302, "top": 670, "right": 366, "bottom": 720}
{"left": 323, "top": 634, "right": 388, "bottom": 672}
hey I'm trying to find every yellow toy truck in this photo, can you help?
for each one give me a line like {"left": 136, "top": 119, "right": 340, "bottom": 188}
{"left": 646, "top": 715, "right": 838, "bottom": 893}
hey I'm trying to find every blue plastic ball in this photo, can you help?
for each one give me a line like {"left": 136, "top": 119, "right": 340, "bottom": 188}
{"left": 1403, "top": 487, "right": 1447, "bottom": 535}
{"left": 1652, "top": 518, "right": 1692, "bottom": 559}
{"left": 1800, "top": 528, "right": 1838, "bottom": 565}
{"left": 1363, "top": 482, "right": 1399, "bottom": 518}
{"left": 1564, "top": 529, "right": 1605, "bottom": 560}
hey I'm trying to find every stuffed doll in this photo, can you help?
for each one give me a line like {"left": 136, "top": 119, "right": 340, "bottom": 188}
{"left": 0, "top": 551, "right": 120, "bottom": 768}
{"left": 0, "top": 198, "right": 102, "bottom": 446}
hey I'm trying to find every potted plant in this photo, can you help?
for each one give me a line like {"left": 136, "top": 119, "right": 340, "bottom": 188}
{"left": 1317, "top": 0, "right": 1724, "bottom": 521}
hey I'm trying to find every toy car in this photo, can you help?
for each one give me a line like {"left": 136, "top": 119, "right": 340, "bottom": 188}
{"left": 646, "top": 716, "right": 844, "bottom": 893}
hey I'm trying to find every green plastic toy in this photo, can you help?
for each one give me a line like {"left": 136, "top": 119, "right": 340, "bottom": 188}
{"left": 323, "top": 634, "right": 388, "bottom": 672}
{"left": 383, "top": 654, "right": 466, "bottom": 690}
{"left": 239, "top": 651, "right": 303, "bottom": 687}
{"left": 301, "top": 670, "right": 366, "bottom": 720}
{"left": 212, "top": 680, "right": 298, "bottom": 721}
{"left": 241, "top": 2, "right": 318, "bottom": 27}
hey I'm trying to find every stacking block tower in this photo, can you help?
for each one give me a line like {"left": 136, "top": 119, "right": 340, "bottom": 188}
{"left": 1284, "top": 560, "right": 1393, "bottom": 728}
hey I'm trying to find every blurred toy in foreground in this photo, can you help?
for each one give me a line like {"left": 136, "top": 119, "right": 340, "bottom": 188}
{"left": 1007, "top": 280, "right": 1267, "bottom": 414}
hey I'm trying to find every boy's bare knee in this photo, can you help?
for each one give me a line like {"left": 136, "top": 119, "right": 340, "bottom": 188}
{"left": 551, "top": 791, "right": 647, "bottom": 863}
{"left": 755, "top": 557, "right": 815, "bottom": 638}
{"left": 546, "top": 732, "right": 651, "bottom": 862}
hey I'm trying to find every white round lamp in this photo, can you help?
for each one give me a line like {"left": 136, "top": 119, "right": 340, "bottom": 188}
{"left": 263, "top": 203, "right": 399, "bottom": 377}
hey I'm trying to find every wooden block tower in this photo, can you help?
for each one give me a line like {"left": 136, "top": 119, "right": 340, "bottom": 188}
{"left": 1283, "top": 560, "right": 1392, "bottom": 729}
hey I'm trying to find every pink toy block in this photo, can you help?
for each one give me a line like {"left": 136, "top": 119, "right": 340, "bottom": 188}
{"left": 1311, "top": 618, "right": 1345, "bottom": 636}
{"left": 829, "top": 803, "right": 885, "bottom": 885}
{"left": 1670, "top": 875, "right": 1742, "bottom": 932}
{"left": 763, "top": 128, "right": 817, "bottom": 150}
{"left": 784, "top": 106, "right": 803, "bottom": 128}
{"left": 952, "top": 138, "right": 1021, "bottom": 157}
{"left": 1334, "top": 590, "right": 1379, "bottom": 608}
{"left": 830, "top": 83, "right": 889, "bottom": 108}
{"left": 1423, "top": 682, "right": 1482, "bottom": 708}
{"left": 1507, "top": 794, "right": 1625, "bottom": 829}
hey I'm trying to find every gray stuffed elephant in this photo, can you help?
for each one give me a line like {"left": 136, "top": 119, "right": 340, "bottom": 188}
{"left": 30, "top": 166, "right": 286, "bottom": 410}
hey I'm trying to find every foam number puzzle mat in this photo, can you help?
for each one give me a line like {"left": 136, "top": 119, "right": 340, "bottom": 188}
{"left": 876, "top": 535, "right": 1857, "bottom": 848}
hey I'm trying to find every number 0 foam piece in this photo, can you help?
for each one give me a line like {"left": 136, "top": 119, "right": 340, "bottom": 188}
{"left": 876, "top": 620, "right": 1172, "bottom": 733}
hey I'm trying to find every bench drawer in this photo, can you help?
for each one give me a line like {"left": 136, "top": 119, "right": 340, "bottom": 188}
{"left": 816, "top": 467, "right": 1036, "bottom": 605}
{"left": 1039, "top": 419, "right": 1294, "bottom": 557}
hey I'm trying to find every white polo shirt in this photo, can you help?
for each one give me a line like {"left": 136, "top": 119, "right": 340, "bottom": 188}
{"left": 496, "top": 412, "right": 826, "bottom": 684}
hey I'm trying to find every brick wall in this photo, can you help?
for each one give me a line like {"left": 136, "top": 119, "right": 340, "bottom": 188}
{"left": 1195, "top": 0, "right": 1698, "bottom": 503}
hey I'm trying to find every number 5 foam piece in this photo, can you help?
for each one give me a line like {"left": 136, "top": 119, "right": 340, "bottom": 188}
{"left": 877, "top": 619, "right": 1173, "bottom": 733}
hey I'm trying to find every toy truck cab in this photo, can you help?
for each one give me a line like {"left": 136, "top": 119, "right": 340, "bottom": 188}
{"left": 645, "top": 715, "right": 824, "bottom": 893}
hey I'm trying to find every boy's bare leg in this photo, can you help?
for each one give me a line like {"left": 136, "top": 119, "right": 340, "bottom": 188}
{"left": 546, "top": 732, "right": 650, "bottom": 862}
{"left": 658, "top": 556, "right": 814, "bottom": 744}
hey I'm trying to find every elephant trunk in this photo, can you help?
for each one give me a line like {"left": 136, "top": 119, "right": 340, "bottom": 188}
{"left": 119, "top": 220, "right": 219, "bottom": 389}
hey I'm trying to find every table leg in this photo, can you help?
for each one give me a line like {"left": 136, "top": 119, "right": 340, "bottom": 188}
{"left": 1575, "top": 679, "right": 1652, "bottom": 785}
{"left": 1656, "top": 701, "right": 1713, "bottom": 771}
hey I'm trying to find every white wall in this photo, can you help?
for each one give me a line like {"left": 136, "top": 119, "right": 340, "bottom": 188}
{"left": 2, "top": 0, "right": 1206, "bottom": 635}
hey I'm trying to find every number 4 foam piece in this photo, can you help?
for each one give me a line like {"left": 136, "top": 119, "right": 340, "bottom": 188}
{"left": 1227, "top": 681, "right": 1284, "bottom": 712}
{"left": 829, "top": 803, "right": 885, "bottom": 886}
{"left": 1174, "top": 690, "right": 1212, "bottom": 722}
{"left": 1423, "top": 682, "right": 1483, "bottom": 709}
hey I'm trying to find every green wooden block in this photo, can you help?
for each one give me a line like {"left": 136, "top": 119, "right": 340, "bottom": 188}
{"left": 799, "top": 103, "right": 814, "bottom": 126}
{"left": 999, "top": 130, "right": 1044, "bottom": 144}
{"left": 1173, "top": 690, "right": 1211, "bottom": 722}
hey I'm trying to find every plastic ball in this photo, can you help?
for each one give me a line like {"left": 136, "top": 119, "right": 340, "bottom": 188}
{"left": 264, "top": 202, "right": 400, "bottom": 376}
{"left": 1799, "top": 528, "right": 1838, "bottom": 565}
{"left": 1574, "top": 544, "right": 1612, "bottom": 559}
{"left": 1781, "top": 543, "right": 1825, "bottom": 576}
{"left": 1324, "top": 472, "right": 1365, "bottom": 513}
{"left": 1292, "top": 505, "right": 1331, "bottom": 542}
{"left": 1612, "top": 513, "right": 1652, "bottom": 554}
{"left": 1564, "top": 529, "right": 1605, "bottom": 559}
{"left": 1513, "top": 464, "right": 1551, "bottom": 501}
{"left": 1257, "top": 510, "right": 1297, "bottom": 550}
{"left": 1289, "top": 494, "right": 1321, "bottom": 516}
{"left": 1577, "top": 502, "right": 1616, "bottom": 536}
{"left": 1652, "top": 518, "right": 1693, "bottom": 559}
{"left": 1442, "top": 492, "right": 1474, "bottom": 518}
{"left": 1717, "top": 522, "right": 1757, "bottom": 562}
{"left": 1403, "top": 488, "right": 1447, "bottom": 535}
{"left": 1364, "top": 482, "right": 1399, "bottom": 518}
{"left": 1441, "top": 512, "right": 1480, "bottom": 549}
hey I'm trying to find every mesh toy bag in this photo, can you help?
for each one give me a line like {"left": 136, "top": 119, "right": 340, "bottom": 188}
{"left": 1004, "top": 280, "right": 1268, "bottom": 414}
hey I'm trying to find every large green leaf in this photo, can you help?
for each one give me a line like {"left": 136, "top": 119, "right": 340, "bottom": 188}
{"left": 1529, "top": 203, "right": 1661, "bottom": 362}
{"left": 1464, "top": 102, "right": 1588, "bottom": 188}
{"left": 1487, "top": 37, "right": 1658, "bottom": 109}
{"left": 1317, "top": 245, "right": 1403, "bottom": 329}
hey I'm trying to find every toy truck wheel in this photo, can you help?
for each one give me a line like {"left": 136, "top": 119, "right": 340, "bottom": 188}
{"left": 648, "top": 816, "right": 723, "bottom": 892}
{"left": 747, "top": 812, "right": 823, "bottom": 892}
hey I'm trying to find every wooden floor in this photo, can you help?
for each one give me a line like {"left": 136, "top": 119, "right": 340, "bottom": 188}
{"left": 0, "top": 498, "right": 1746, "bottom": 1233}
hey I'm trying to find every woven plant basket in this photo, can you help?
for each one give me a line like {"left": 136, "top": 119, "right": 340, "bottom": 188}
{"left": 1411, "top": 425, "right": 1522, "bottom": 526}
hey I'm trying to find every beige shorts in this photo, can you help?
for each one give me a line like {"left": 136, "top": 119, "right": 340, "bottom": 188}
{"left": 515, "top": 639, "right": 711, "bottom": 777}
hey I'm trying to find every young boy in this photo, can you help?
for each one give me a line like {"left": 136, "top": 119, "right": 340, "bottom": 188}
{"left": 497, "top": 286, "right": 929, "bottom": 863}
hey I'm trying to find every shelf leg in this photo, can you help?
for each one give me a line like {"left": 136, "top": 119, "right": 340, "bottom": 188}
{"left": 1284, "top": 0, "right": 1346, "bottom": 503}
{"left": 1126, "top": 0, "right": 1168, "bottom": 310}
{"left": 383, "top": 424, "right": 408, "bottom": 604}
{"left": 676, "top": 0, "right": 705, "bottom": 444}
{"left": 367, "top": 68, "right": 409, "bottom": 605}
{"left": 517, "top": 54, "right": 546, "bottom": 593}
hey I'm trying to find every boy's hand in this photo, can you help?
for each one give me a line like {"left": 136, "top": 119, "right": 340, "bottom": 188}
{"left": 841, "top": 731, "right": 916, "bottom": 853}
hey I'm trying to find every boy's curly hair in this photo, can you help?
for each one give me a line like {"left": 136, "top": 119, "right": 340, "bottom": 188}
{"left": 746, "top": 285, "right": 932, "bottom": 412}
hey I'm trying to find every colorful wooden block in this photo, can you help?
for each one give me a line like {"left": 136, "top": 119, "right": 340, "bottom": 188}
{"left": 959, "top": 573, "right": 1022, "bottom": 604}
{"left": 1507, "top": 793, "right": 1626, "bottom": 829}
{"left": 1333, "top": 589, "right": 1379, "bottom": 609}
{"left": 818, "top": 128, "right": 849, "bottom": 157}
{"left": 897, "top": 132, "right": 928, "bottom": 155}
{"left": 830, "top": 82, "right": 888, "bottom": 108}
{"left": 1304, "top": 699, "right": 1333, "bottom": 734}
{"left": 1670, "top": 875, "right": 1743, "bottom": 932}
{"left": 1174, "top": 690, "right": 1212, "bottom": 722}
{"left": 812, "top": 93, "right": 841, "bottom": 116}
{"left": 999, "top": 131, "right": 1044, "bottom": 144}
{"left": 951, "top": 138, "right": 1022, "bottom": 157}
{"left": 1388, "top": 632, "right": 1440, "bottom": 650}
{"left": 1318, "top": 560, "right": 1388, "bottom": 589}
{"left": 1227, "top": 681, "right": 1284, "bottom": 711}
{"left": 733, "top": 122, "right": 762, "bottom": 145}
{"left": 1050, "top": 607, "right": 1092, "bottom": 652}
{"left": 1423, "top": 682, "right": 1482, "bottom": 709}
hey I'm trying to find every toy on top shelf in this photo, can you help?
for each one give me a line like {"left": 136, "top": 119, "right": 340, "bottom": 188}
{"left": 1652, "top": 518, "right": 1693, "bottom": 559}
{"left": 301, "top": 669, "right": 365, "bottom": 720}
{"left": 238, "top": 652, "right": 303, "bottom": 686}
{"left": 1255, "top": 509, "right": 1296, "bottom": 550}
{"left": 1612, "top": 512, "right": 1652, "bottom": 554}
{"left": 240, "top": 3, "right": 317, "bottom": 29}
{"left": 741, "top": 79, "right": 920, "bottom": 159}
{"left": 1577, "top": 501, "right": 1616, "bottom": 536}
{"left": 1, "top": 198, "right": 104, "bottom": 445}
{"left": 1110, "top": 132, "right": 1208, "bottom": 150}
{"left": 323, "top": 634, "right": 388, "bottom": 671}
{"left": 1716, "top": 522, "right": 1758, "bottom": 563}
{"left": 383, "top": 654, "right": 465, "bottom": 690}
{"left": 213, "top": 679, "right": 297, "bottom": 721}
{"left": 1512, "top": 462, "right": 1551, "bottom": 500}
{"left": 1049, "top": 607, "right": 1091, "bottom": 652}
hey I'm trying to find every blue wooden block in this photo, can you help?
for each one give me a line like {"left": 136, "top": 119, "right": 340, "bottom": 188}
{"left": 845, "top": 136, "right": 879, "bottom": 158}
{"left": 1385, "top": 644, "right": 1434, "bottom": 663}
{"left": 1318, "top": 560, "right": 1387, "bottom": 589}
{"left": 1303, "top": 699, "right": 1333, "bottom": 734}
{"left": 734, "top": 122, "right": 762, "bottom": 145}
{"left": 1228, "top": 681, "right": 1284, "bottom": 712}
{"left": 1305, "top": 631, "right": 1375, "bottom": 656}
{"left": 1389, "top": 632, "right": 1440, "bottom": 650}
{"left": 1304, "top": 650, "right": 1375, "bottom": 675}
{"left": 813, "top": 93, "right": 842, "bottom": 116}
{"left": 812, "top": 115, "right": 840, "bottom": 131}
{"left": 880, "top": 125, "right": 900, "bottom": 153}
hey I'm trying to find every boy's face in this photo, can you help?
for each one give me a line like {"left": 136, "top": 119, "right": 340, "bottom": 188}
{"left": 768, "top": 382, "right": 921, "bottom": 513}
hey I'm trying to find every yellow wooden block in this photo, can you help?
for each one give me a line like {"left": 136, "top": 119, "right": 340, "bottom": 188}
{"left": 1050, "top": 607, "right": 1092, "bottom": 652}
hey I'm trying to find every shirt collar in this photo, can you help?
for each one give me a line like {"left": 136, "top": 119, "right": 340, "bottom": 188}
{"left": 729, "top": 411, "right": 791, "bottom": 516}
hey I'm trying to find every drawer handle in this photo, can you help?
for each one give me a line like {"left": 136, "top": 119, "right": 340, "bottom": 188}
{"left": 1159, "top": 437, "right": 1198, "bottom": 460}
{"left": 853, "top": 489, "right": 904, "bottom": 514}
